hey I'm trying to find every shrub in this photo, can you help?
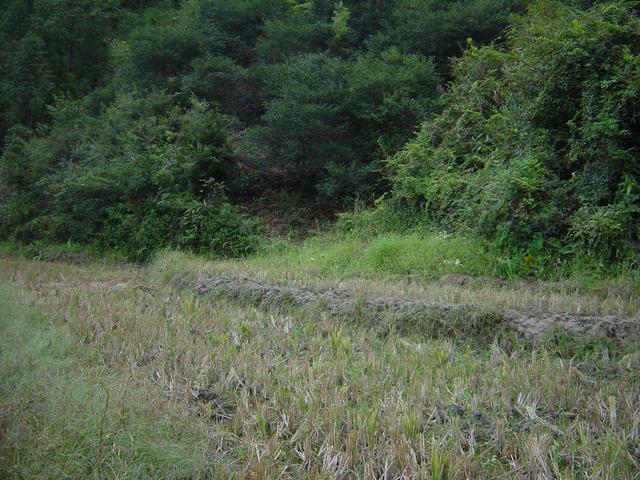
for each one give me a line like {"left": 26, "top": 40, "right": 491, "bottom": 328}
{"left": 385, "top": 1, "right": 640, "bottom": 263}
{"left": 0, "top": 92, "right": 262, "bottom": 260}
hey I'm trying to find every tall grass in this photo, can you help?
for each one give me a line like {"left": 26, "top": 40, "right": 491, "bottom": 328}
{"left": 257, "top": 233, "right": 499, "bottom": 278}
{"left": 242, "top": 231, "right": 640, "bottom": 289}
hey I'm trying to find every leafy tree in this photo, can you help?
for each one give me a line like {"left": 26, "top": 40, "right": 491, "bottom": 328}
{"left": 245, "top": 49, "right": 438, "bottom": 202}
{"left": 0, "top": 0, "right": 125, "bottom": 141}
{"left": 312, "top": 0, "right": 396, "bottom": 42}
{"left": 193, "top": 0, "right": 290, "bottom": 64}
{"left": 124, "top": 11, "right": 208, "bottom": 83}
{"left": 1, "top": 33, "right": 52, "bottom": 128}
{"left": 2, "top": 0, "right": 635, "bottom": 266}
{"left": 330, "top": 1, "right": 354, "bottom": 54}
{"left": 182, "top": 54, "right": 257, "bottom": 121}
{"left": 369, "top": 0, "right": 530, "bottom": 70}
{"left": 256, "top": 9, "right": 331, "bottom": 63}
{"left": 387, "top": 1, "right": 640, "bottom": 261}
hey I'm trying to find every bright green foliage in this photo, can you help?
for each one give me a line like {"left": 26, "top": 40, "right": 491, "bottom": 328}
{"left": 387, "top": 1, "right": 640, "bottom": 262}
{"left": 330, "top": 1, "right": 354, "bottom": 53}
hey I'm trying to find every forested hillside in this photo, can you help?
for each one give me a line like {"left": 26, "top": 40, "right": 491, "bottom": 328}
{"left": 1, "top": 0, "right": 638, "bottom": 269}
{"left": 2, "top": 3, "right": 640, "bottom": 478}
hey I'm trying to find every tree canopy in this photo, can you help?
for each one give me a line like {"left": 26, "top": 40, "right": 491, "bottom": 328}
{"left": 1, "top": 0, "right": 638, "bottom": 264}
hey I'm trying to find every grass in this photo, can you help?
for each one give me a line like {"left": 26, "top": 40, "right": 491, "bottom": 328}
{"left": 155, "top": 246, "right": 640, "bottom": 317}
{"left": 248, "top": 232, "right": 638, "bottom": 284}
{"left": 5, "top": 229, "right": 639, "bottom": 303}
{"left": 253, "top": 233, "right": 500, "bottom": 278}
{"left": 214, "top": 232, "right": 640, "bottom": 310}
{"left": 1, "top": 251, "right": 639, "bottom": 478}
{"left": 0, "top": 260, "right": 218, "bottom": 479}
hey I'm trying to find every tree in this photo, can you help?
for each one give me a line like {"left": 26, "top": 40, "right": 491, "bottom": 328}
{"left": 388, "top": 1, "right": 640, "bottom": 260}
{"left": 244, "top": 49, "right": 438, "bottom": 202}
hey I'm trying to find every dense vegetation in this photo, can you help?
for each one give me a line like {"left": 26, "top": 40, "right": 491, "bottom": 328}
{"left": 2, "top": 4, "right": 640, "bottom": 476}
{"left": 1, "top": 0, "right": 638, "bottom": 269}
{"left": 381, "top": 1, "right": 640, "bottom": 266}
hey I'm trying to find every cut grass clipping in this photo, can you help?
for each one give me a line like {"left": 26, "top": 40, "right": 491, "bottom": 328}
{"left": 1, "top": 254, "right": 640, "bottom": 478}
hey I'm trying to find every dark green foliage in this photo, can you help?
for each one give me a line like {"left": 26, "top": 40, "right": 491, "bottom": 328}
{"left": 126, "top": 13, "right": 207, "bottom": 81}
{"left": 99, "top": 194, "right": 262, "bottom": 260}
{"left": 0, "top": 33, "right": 52, "bottom": 129}
{"left": 182, "top": 55, "right": 256, "bottom": 121}
{"left": 244, "top": 49, "right": 439, "bottom": 202}
{"left": 0, "top": 93, "right": 262, "bottom": 260}
{"left": 1, "top": 0, "right": 637, "bottom": 267}
{"left": 387, "top": 1, "right": 640, "bottom": 263}
{"left": 0, "top": 0, "right": 123, "bottom": 133}
{"left": 371, "top": 0, "right": 531, "bottom": 70}
{"left": 256, "top": 10, "right": 331, "bottom": 63}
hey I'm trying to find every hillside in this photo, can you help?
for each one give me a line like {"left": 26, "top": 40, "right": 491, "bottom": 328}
{"left": 1, "top": 0, "right": 639, "bottom": 478}
{"left": 1, "top": 0, "right": 638, "bottom": 270}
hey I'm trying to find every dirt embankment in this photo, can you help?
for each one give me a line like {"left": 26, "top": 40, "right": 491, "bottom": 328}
{"left": 193, "top": 274, "right": 639, "bottom": 341}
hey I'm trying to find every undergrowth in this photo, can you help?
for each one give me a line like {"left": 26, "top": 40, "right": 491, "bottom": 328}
{"left": 242, "top": 232, "right": 640, "bottom": 296}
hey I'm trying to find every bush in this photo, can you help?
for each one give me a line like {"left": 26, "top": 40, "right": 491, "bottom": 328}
{"left": 385, "top": 1, "right": 640, "bottom": 263}
{"left": 0, "top": 92, "right": 262, "bottom": 260}
{"left": 98, "top": 194, "right": 263, "bottom": 261}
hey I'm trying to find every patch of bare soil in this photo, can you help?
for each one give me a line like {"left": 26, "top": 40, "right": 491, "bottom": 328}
{"left": 194, "top": 274, "right": 639, "bottom": 340}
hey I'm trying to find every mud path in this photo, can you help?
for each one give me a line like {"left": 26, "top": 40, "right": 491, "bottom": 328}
{"left": 194, "top": 274, "right": 639, "bottom": 340}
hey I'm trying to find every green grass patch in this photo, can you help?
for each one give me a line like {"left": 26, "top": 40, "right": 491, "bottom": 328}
{"left": 238, "top": 232, "right": 640, "bottom": 294}
{"left": 254, "top": 233, "right": 500, "bottom": 278}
